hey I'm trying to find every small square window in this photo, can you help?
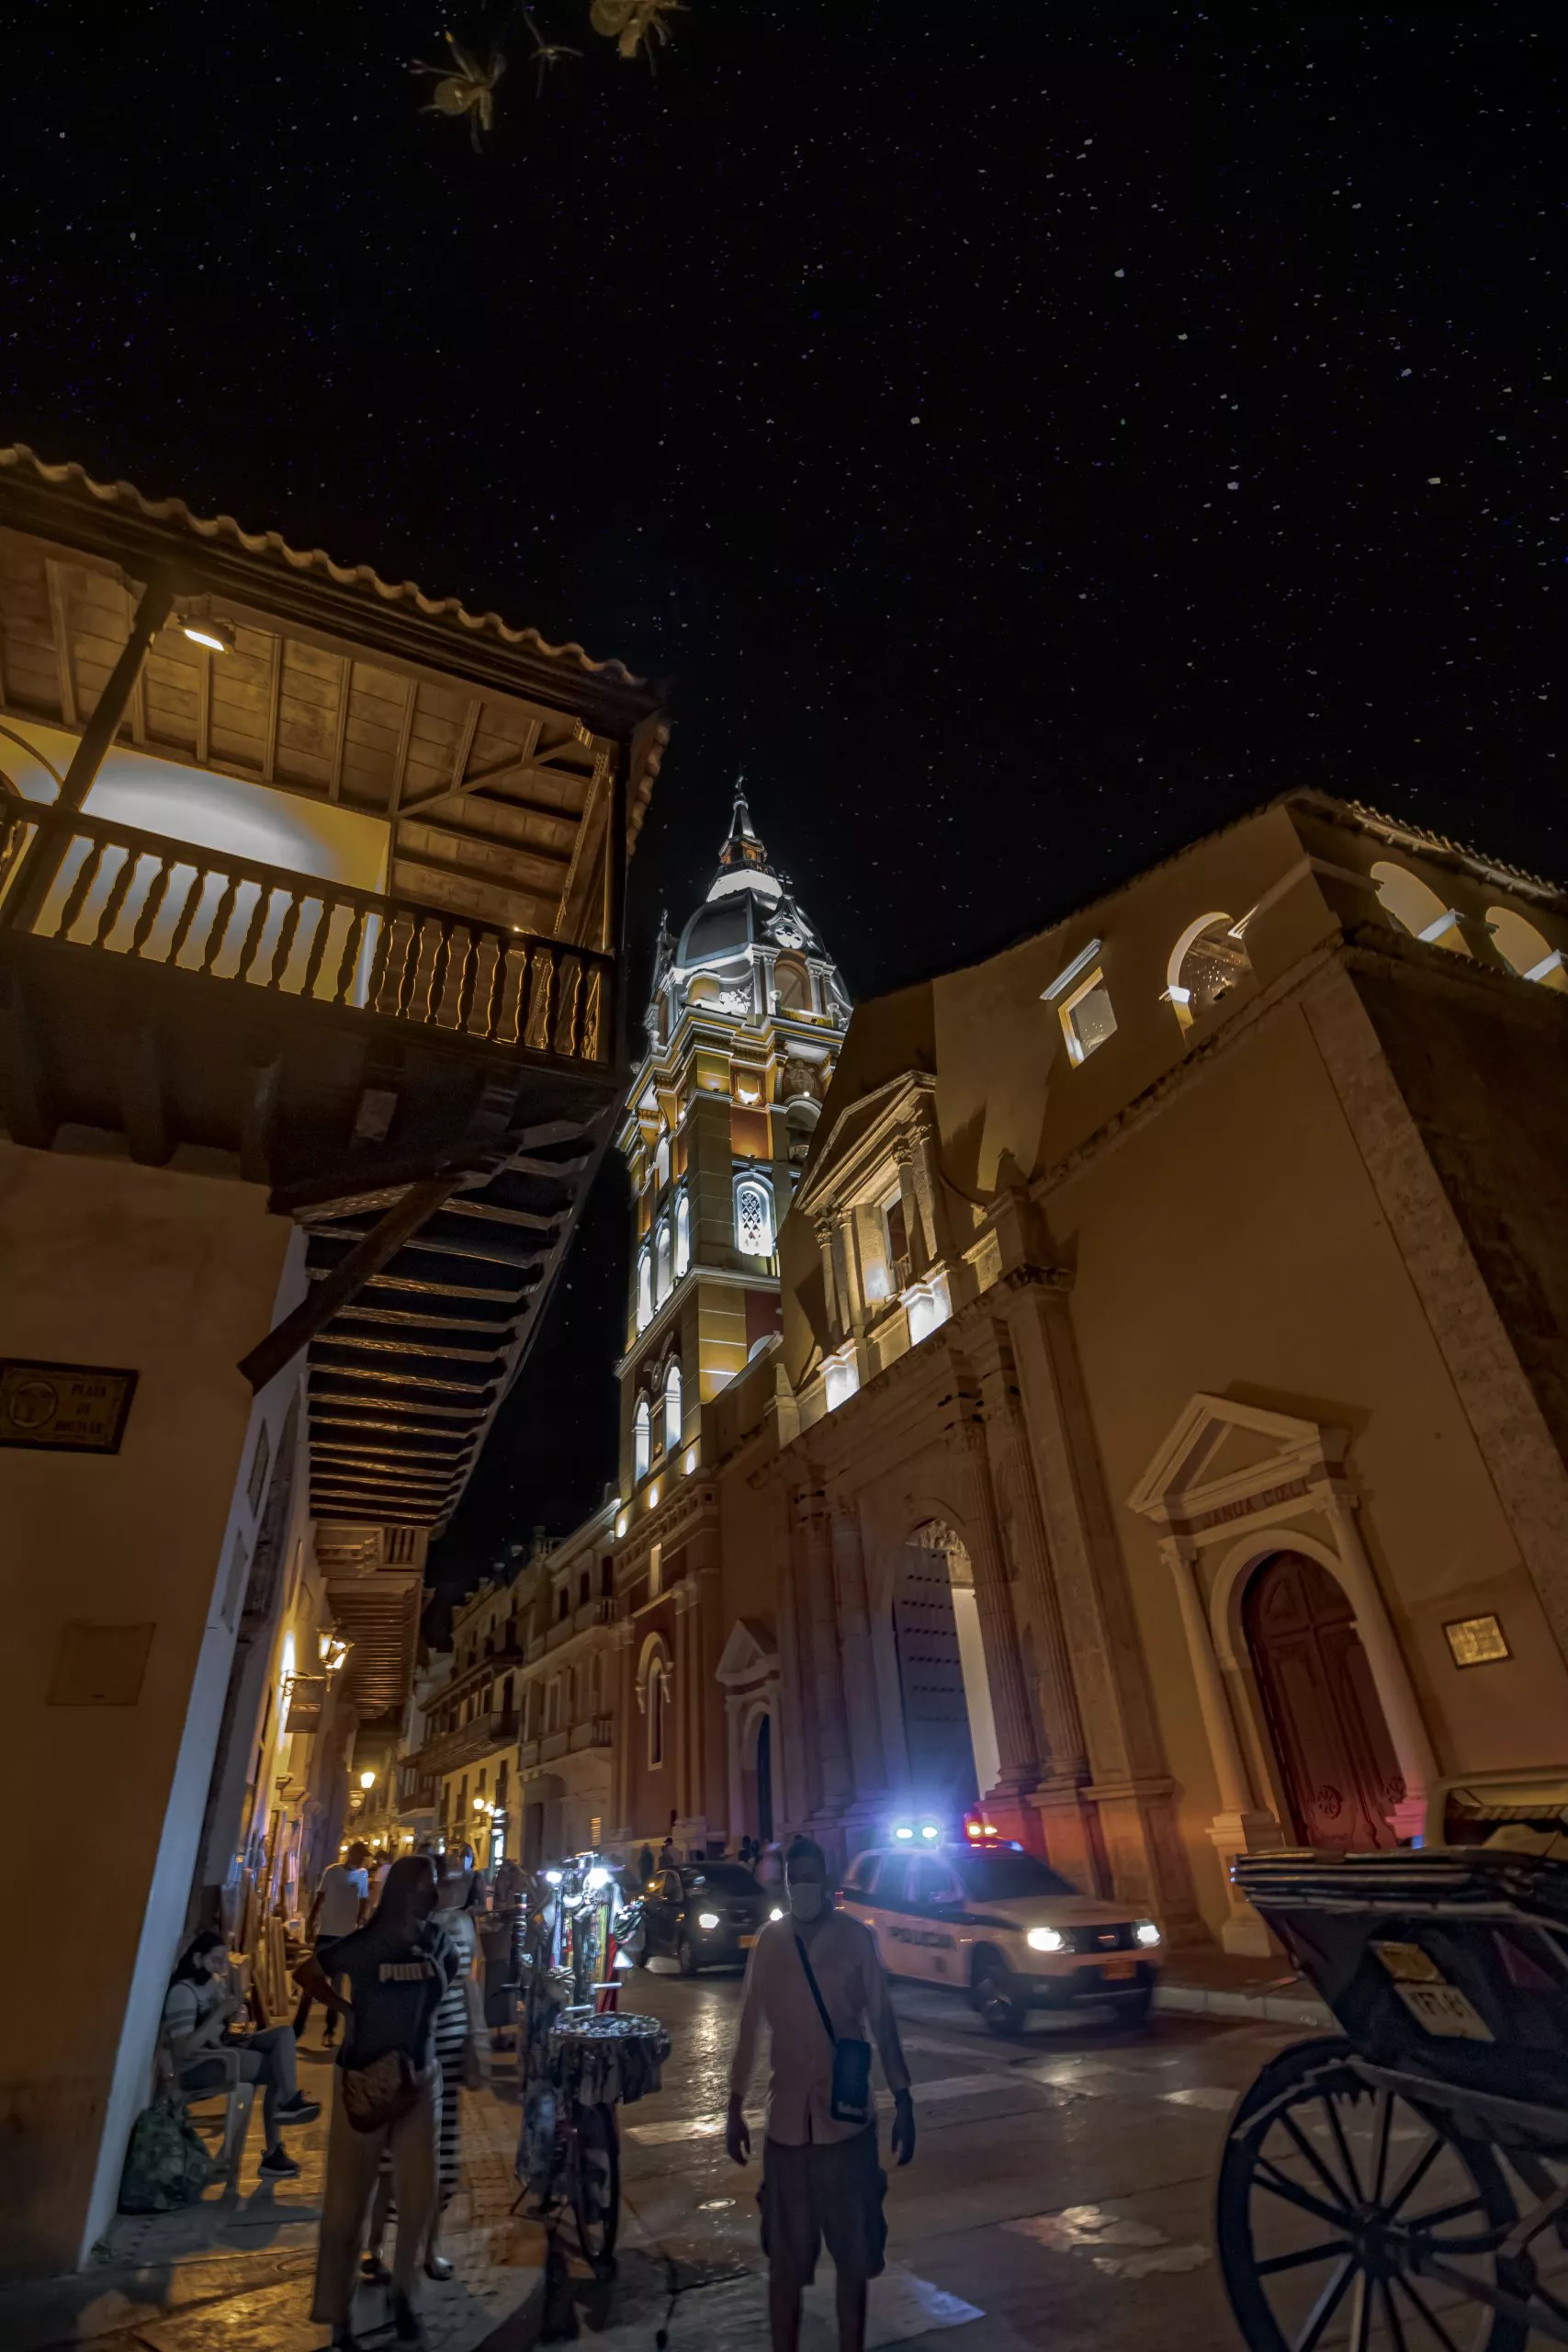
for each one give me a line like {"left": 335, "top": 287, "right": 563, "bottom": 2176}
{"left": 1058, "top": 969, "right": 1117, "bottom": 1065}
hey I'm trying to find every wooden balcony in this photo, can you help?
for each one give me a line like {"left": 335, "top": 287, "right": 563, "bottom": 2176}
{"left": 406, "top": 1706, "right": 518, "bottom": 1778}
{"left": 0, "top": 449, "right": 671, "bottom": 1546}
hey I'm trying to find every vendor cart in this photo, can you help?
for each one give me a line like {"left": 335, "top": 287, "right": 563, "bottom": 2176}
{"left": 1219, "top": 1846, "right": 1568, "bottom": 2350}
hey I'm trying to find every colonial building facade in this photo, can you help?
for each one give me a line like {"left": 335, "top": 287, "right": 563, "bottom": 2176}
{"left": 600, "top": 788, "right": 1568, "bottom": 1960}
{"left": 0, "top": 448, "right": 664, "bottom": 2274}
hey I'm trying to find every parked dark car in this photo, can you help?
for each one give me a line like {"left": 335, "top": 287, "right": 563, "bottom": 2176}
{"left": 639, "top": 1862, "right": 777, "bottom": 1975}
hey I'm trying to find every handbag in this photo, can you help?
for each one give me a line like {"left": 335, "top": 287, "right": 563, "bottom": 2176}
{"left": 340, "top": 2050, "right": 429, "bottom": 2134}
{"left": 795, "top": 1935, "right": 874, "bottom": 2127}
{"left": 118, "top": 2095, "right": 214, "bottom": 2211}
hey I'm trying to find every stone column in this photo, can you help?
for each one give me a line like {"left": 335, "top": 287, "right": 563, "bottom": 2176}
{"left": 1320, "top": 1486, "right": 1438, "bottom": 1843}
{"left": 767, "top": 1471, "right": 816, "bottom": 1835}
{"left": 829, "top": 1501, "right": 886, "bottom": 1826}
{"left": 1159, "top": 1533, "right": 1282, "bottom": 1956}
{"left": 794, "top": 1482, "right": 853, "bottom": 1835}
{"left": 672, "top": 1574, "right": 707, "bottom": 1853}
{"left": 998, "top": 1268, "right": 1203, "bottom": 1939}
{"left": 813, "top": 1215, "right": 842, "bottom": 1342}
{"left": 609, "top": 1618, "right": 635, "bottom": 1840}
{"left": 893, "top": 1141, "right": 927, "bottom": 1280}
{"left": 973, "top": 1332, "right": 1097, "bottom": 1880}
{"left": 947, "top": 1417, "right": 1040, "bottom": 1810}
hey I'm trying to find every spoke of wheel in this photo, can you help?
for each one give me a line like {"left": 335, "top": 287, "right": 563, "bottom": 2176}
{"left": 1379, "top": 2278, "right": 1410, "bottom": 2352}
{"left": 1292, "top": 2255, "right": 1357, "bottom": 2352}
{"left": 1382, "top": 2132, "right": 1443, "bottom": 2222}
{"left": 1254, "top": 2156, "right": 1359, "bottom": 2233}
{"left": 1322, "top": 2093, "right": 1366, "bottom": 2208}
{"left": 1370, "top": 2090, "right": 1394, "bottom": 2206}
{"left": 1348, "top": 2271, "right": 1375, "bottom": 2352}
{"left": 1409, "top": 2195, "right": 1486, "bottom": 2234}
{"left": 1257, "top": 2239, "right": 1355, "bottom": 2278}
{"left": 1280, "top": 2110, "right": 1362, "bottom": 2212}
{"left": 1391, "top": 2273, "right": 1465, "bottom": 2352}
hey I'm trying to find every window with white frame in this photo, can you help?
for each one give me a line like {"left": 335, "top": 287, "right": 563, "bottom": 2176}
{"left": 734, "top": 1172, "right": 775, "bottom": 1257}
{"left": 633, "top": 1396, "right": 651, "bottom": 1481}
{"left": 663, "top": 1359, "right": 683, "bottom": 1453}
{"left": 655, "top": 1219, "right": 673, "bottom": 1306}
{"left": 673, "top": 1188, "right": 691, "bottom": 1277}
{"left": 636, "top": 1246, "right": 653, "bottom": 1331}
{"left": 1043, "top": 938, "right": 1117, "bottom": 1067}
{"left": 654, "top": 1133, "right": 671, "bottom": 1191}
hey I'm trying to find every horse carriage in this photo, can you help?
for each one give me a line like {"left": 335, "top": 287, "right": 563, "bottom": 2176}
{"left": 1219, "top": 1844, "right": 1568, "bottom": 2349}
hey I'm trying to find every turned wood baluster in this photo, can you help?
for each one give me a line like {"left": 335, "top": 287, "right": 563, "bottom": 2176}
{"left": 166, "top": 868, "right": 209, "bottom": 967}
{"left": 581, "top": 963, "right": 605, "bottom": 1062}
{"left": 299, "top": 897, "right": 333, "bottom": 1001}
{"left": 525, "top": 946, "right": 553, "bottom": 1053}
{"left": 396, "top": 915, "right": 425, "bottom": 1021}
{"left": 494, "top": 943, "right": 524, "bottom": 1044}
{"left": 53, "top": 838, "right": 107, "bottom": 941}
{"left": 332, "top": 905, "right": 368, "bottom": 1004}
{"left": 363, "top": 906, "right": 394, "bottom": 1010}
{"left": 454, "top": 929, "right": 480, "bottom": 1034}
{"left": 553, "top": 956, "right": 581, "bottom": 1057}
{"left": 235, "top": 884, "right": 276, "bottom": 982}
{"left": 268, "top": 888, "right": 305, "bottom": 990}
{"left": 92, "top": 849, "right": 143, "bottom": 948}
{"left": 426, "top": 919, "right": 455, "bottom": 1026}
{"left": 203, "top": 872, "right": 243, "bottom": 973}
{"left": 128, "top": 854, "right": 175, "bottom": 958}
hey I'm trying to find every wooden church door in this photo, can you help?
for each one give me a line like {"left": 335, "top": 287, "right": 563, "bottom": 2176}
{"left": 1243, "top": 1551, "right": 1404, "bottom": 1850}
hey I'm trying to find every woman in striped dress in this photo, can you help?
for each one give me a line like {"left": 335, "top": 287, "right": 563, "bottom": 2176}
{"left": 364, "top": 1850, "right": 484, "bottom": 2283}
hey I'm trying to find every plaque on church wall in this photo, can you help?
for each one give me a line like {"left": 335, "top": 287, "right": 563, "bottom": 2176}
{"left": 0, "top": 1359, "right": 138, "bottom": 1453}
{"left": 1444, "top": 1613, "right": 1510, "bottom": 1668}
{"left": 48, "top": 1622, "right": 155, "bottom": 1706}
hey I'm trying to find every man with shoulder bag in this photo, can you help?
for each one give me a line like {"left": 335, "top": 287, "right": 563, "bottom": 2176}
{"left": 727, "top": 1837, "right": 915, "bottom": 2352}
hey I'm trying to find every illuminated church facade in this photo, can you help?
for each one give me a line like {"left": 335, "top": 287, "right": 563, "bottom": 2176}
{"left": 592, "top": 785, "right": 1568, "bottom": 1958}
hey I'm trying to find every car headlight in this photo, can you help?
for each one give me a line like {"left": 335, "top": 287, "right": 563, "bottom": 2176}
{"left": 1135, "top": 1920, "right": 1162, "bottom": 1948}
{"left": 1027, "top": 1926, "right": 1066, "bottom": 1953}
{"left": 697, "top": 1911, "right": 720, "bottom": 1930}
{"left": 770, "top": 1906, "right": 784, "bottom": 1922}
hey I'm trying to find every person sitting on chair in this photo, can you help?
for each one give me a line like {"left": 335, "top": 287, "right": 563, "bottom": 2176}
{"left": 163, "top": 1930, "right": 320, "bottom": 2179}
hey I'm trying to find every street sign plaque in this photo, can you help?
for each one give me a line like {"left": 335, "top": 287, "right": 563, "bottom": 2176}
{"left": 0, "top": 1358, "right": 139, "bottom": 1453}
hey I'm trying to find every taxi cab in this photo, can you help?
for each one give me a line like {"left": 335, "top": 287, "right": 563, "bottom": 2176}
{"left": 840, "top": 1832, "right": 1163, "bottom": 2035}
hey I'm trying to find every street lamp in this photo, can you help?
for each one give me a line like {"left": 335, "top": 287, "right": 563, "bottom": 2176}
{"left": 360, "top": 1770, "right": 376, "bottom": 1791}
{"left": 320, "top": 1632, "right": 351, "bottom": 1674}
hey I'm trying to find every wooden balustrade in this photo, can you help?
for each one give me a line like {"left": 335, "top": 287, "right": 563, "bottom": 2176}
{"left": 0, "top": 799, "right": 612, "bottom": 1065}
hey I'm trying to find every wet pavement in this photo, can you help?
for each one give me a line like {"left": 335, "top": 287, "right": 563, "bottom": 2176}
{"left": 595, "top": 1957, "right": 1298, "bottom": 2349}
{"left": 10, "top": 1968, "right": 1306, "bottom": 2349}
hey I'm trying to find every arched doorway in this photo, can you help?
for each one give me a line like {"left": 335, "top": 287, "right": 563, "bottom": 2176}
{"left": 741, "top": 1711, "right": 774, "bottom": 1844}
{"left": 1243, "top": 1552, "right": 1404, "bottom": 1850}
{"left": 894, "top": 1523, "right": 999, "bottom": 1812}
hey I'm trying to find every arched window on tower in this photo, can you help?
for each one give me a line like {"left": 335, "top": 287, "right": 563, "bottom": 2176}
{"left": 1166, "top": 912, "right": 1252, "bottom": 1035}
{"left": 654, "top": 1133, "right": 671, "bottom": 1192}
{"left": 633, "top": 1396, "right": 651, "bottom": 1482}
{"left": 654, "top": 1220, "right": 673, "bottom": 1306}
{"left": 674, "top": 1189, "right": 691, "bottom": 1277}
{"left": 663, "top": 1359, "right": 683, "bottom": 1453}
{"left": 773, "top": 956, "right": 810, "bottom": 1012}
{"left": 734, "top": 1172, "right": 775, "bottom": 1259}
{"left": 636, "top": 1246, "right": 653, "bottom": 1333}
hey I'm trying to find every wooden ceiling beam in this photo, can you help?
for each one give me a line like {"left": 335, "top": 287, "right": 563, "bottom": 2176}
{"left": 44, "top": 560, "right": 77, "bottom": 726}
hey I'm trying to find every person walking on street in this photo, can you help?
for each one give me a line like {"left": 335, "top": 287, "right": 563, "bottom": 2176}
{"left": 727, "top": 1838, "right": 915, "bottom": 2352}
{"left": 163, "top": 1931, "right": 320, "bottom": 2178}
{"left": 298, "top": 1853, "right": 459, "bottom": 2351}
{"left": 296, "top": 1841, "right": 371, "bottom": 2048}
{"left": 362, "top": 1849, "right": 488, "bottom": 2286}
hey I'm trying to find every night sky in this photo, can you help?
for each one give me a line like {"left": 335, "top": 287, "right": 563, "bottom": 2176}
{"left": 6, "top": 5, "right": 1563, "bottom": 1610}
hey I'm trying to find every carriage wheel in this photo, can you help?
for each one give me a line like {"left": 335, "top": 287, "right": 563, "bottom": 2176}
{"left": 1216, "top": 2037, "right": 1529, "bottom": 2351}
{"left": 570, "top": 2099, "right": 621, "bottom": 2273}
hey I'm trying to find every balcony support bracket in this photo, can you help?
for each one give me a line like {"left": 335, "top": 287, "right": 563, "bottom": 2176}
{"left": 239, "top": 1174, "right": 458, "bottom": 1394}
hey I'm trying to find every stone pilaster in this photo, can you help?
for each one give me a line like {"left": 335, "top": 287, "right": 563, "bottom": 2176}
{"left": 792, "top": 1479, "right": 853, "bottom": 1831}
{"left": 829, "top": 1500, "right": 886, "bottom": 1826}
{"left": 999, "top": 1266, "right": 1203, "bottom": 1939}
{"left": 944, "top": 1414, "right": 1040, "bottom": 1804}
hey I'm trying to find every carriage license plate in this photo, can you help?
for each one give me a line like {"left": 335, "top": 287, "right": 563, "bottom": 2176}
{"left": 1101, "top": 1958, "right": 1137, "bottom": 1982}
{"left": 739, "top": 1934, "right": 758, "bottom": 1950}
{"left": 1392, "top": 1982, "right": 1494, "bottom": 2041}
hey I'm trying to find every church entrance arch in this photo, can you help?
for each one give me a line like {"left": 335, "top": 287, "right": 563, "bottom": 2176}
{"left": 1242, "top": 1551, "right": 1403, "bottom": 1851}
{"left": 894, "top": 1522, "right": 999, "bottom": 1815}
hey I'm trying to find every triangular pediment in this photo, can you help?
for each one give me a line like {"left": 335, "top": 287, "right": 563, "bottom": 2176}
{"left": 1128, "top": 1392, "right": 1343, "bottom": 1522}
{"left": 716, "top": 1617, "right": 778, "bottom": 1687}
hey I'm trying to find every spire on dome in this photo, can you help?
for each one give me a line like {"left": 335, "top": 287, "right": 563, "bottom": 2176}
{"left": 717, "top": 778, "right": 770, "bottom": 873}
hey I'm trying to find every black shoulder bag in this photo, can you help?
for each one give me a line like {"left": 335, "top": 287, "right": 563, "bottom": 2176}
{"left": 795, "top": 1935, "right": 874, "bottom": 2126}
